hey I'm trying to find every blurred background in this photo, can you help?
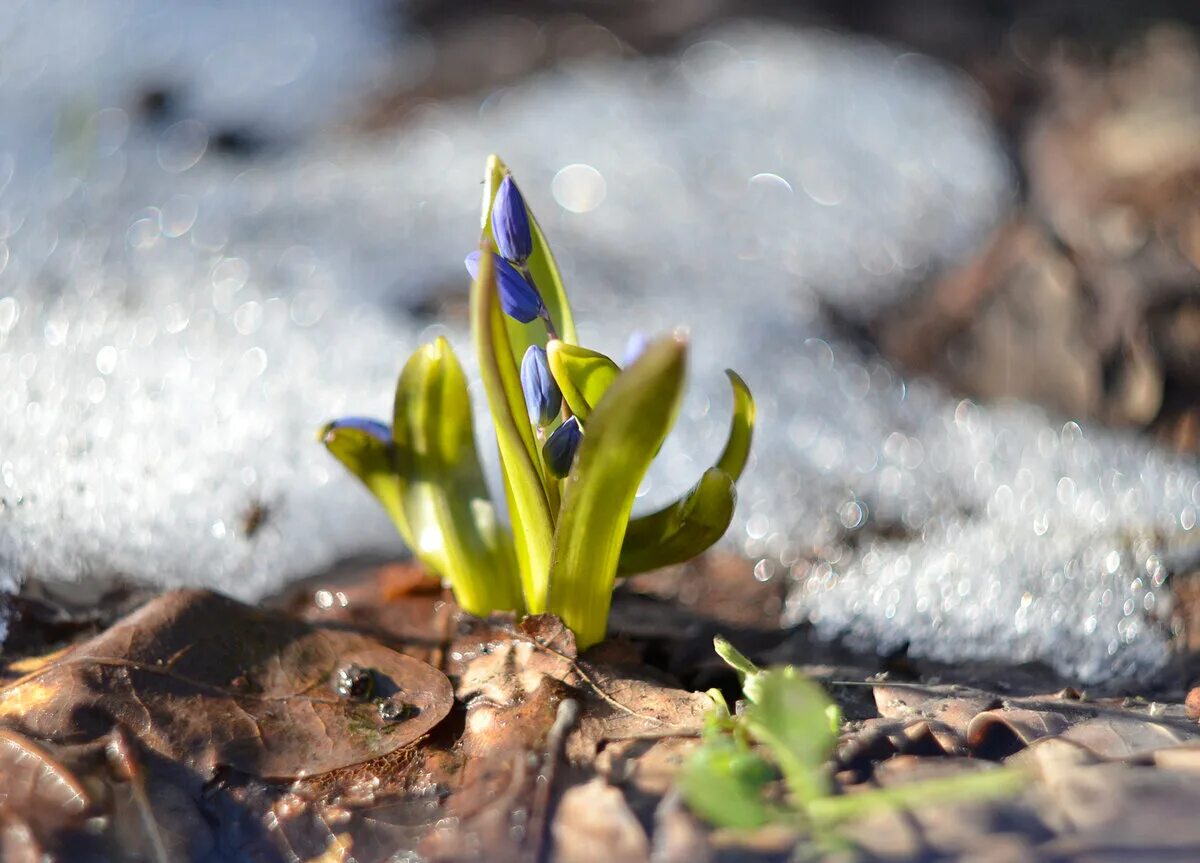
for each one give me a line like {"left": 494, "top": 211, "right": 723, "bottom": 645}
{"left": 2, "top": 0, "right": 1200, "bottom": 682}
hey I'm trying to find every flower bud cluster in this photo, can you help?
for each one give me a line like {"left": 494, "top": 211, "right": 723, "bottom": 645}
{"left": 465, "top": 175, "right": 586, "bottom": 477}
{"left": 463, "top": 177, "right": 547, "bottom": 325}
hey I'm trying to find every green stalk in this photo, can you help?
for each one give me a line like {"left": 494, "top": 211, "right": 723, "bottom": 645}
{"left": 806, "top": 768, "right": 1027, "bottom": 826}
{"left": 471, "top": 249, "right": 556, "bottom": 612}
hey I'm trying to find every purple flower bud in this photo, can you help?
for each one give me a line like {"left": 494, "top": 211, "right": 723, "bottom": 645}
{"left": 465, "top": 250, "right": 546, "bottom": 324}
{"left": 325, "top": 417, "right": 391, "bottom": 444}
{"left": 521, "top": 345, "right": 561, "bottom": 427}
{"left": 543, "top": 416, "right": 583, "bottom": 478}
{"left": 623, "top": 331, "right": 650, "bottom": 366}
{"left": 493, "top": 176, "right": 533, "bottom": 264}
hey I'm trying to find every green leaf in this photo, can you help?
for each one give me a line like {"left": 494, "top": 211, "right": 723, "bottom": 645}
{"left": 680, "top": 740, "right": 776, "bottom": 830}
{"left": 615, "top": 370, "right": 755, "bottom": 576}
{"left": 616, "top": 468, "right": 735, "bottom": 576}
{"left": 546, "top": 335, "right": 687, "bottom": 648}
{"left": 546, "top": 340, "right": 620, "bottom": 420}
{"left": 470, "top": 246, "right": 556, "bottom": 612}
{"left": 318, "top": 424, "right": 412, "bottom": 548}
{"left": 714, "top": 636, "right": 761, "bottom": 684}
{"left": 482, "top": 155, "right": 577, "bottom": 362}
{"left": 392, "top": 337, "right": 522, "bottom": 616}
{"left": 702, "top": 687, "right": 737, "bottom": 740}
{"left": 742, "top": 667, "right": 840, "bottom": 806}
{"left": 715, "top": 369, "right": 755, "bottom": 479}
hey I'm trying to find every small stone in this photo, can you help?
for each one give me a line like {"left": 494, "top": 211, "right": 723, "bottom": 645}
{"left": 1184, "top": 687, "right": 1200, "bottom": 721}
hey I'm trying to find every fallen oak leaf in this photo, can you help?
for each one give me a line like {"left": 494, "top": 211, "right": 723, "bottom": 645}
{"left": 0, "top": 647, "right": 71, "bottom": 683}
{"left": 0, "top": 729, "right": 92, "bottom": 833}
{"left": 0, "top": 589, "right": 453, "bottom": 780}
{"left": 105, "top": 726, "right": 198, "bottom": 863}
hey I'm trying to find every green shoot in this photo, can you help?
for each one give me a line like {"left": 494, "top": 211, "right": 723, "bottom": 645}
{"left": 681, "top": 638, "right": 1026, "bottom": 839}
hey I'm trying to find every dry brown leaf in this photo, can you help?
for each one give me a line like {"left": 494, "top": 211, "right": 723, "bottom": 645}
{"left": 966, "top": 708, "right": 1073, "bottom": 758}
{"left": 279, "top": 561, "right": 453, "bottom": 667}
{"left": 0, "top": 589, "right": 453, "bottom": 779}
{"left": 872, "top": 684, "right": 999, "bottom": 724}
{"left": 1152, "top": 743, "right": 1200, "bottom": 774}
{"left": 1035, "top": 762, "right": 1200, "bottom": 856}
{"left": 1059, "top": 714, "right": 1198, "bottom": 759}
{"left": 0, "top": 729, "right": 99, "bottom": 861}
{"left": 553, "top": 778, "right": 650, "bottom": 863}
{"left": 0, "top": 729, "right": 91, "bottom": 824}
{"left": 450, "top": 615, "right": 707, "bottom": 762}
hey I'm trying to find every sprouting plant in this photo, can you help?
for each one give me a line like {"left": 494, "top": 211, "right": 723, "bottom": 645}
{"left": 680, "top": 638, "right": 1025, "bottom": 840}
{"left": 319, "top": 155, "right": 755, "bottom": 648}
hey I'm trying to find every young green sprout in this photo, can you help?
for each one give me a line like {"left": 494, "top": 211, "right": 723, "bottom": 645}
{"left": 681, "top": 639, "right": 1025, "bottom": 840}
{"left": 319, "top": 155, "right": 756, "bottom": 648}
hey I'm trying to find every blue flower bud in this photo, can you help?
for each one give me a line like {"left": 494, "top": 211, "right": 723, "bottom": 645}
{"left": 623, "top": 331, "right": 650, "bottom": 366}
{"left": 521, "top": 345, "right": 561, "bottom": 427}
{"left": 325, "top": 417, "right": 391, "bottom": 444}
{"left": 465, "top": 250, "right": 546, "bottom": 324}
{"left": 492, "top": 176, "right": 533, "bottom": 264}
{"left": 543, "top": 416, "right": 583, "bottom": 478}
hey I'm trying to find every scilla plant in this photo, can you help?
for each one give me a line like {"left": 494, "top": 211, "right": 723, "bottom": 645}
{"left": 319, "top": 156, "right": 755, "bottom": 648}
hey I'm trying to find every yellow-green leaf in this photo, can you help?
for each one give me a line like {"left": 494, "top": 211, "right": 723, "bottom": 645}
{"left": 318, "top": 424, "right": 412, "bottom": 548}
{"left": 392, "top": 337, "right": 522, "bottom": 616}
{"left": 617, "top": 468, "right": 735, "bottom": 576}
{"left": 546, "top": 340, "right": 620, "bottom": 420}
{"left": 714, "top": 636, "right": 761, "bottom": 683}
{"left": 547, "top": 336, "right": 687, "bottom": 648}
{"left": 714, "top": 369, "right": 755, "bottom": 479}
{"left": 615, "top": 370, "right": 755, "bottom": 576}
{"left": 470, "top": 247, "right": 556, "bottom": 611}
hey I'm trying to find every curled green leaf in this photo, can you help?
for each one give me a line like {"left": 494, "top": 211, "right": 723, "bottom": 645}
{"left": 615, "top": 370, "right": 755, "bottom": 576}
{"left": 617, "top": 468, "right": 735, "bottom": 576}
{"left": 715, "top": 369, "right": 755, "bottom": 480}
{"left": 546, "top": 340, "right": 620, "bottom": 420}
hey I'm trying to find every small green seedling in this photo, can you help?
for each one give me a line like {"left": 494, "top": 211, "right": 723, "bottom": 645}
{"left": 319, "top": 156, "right": 755, "bottom": 647}
{"left": 681, "top": 638, "right": 1025, "bottom": 839}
